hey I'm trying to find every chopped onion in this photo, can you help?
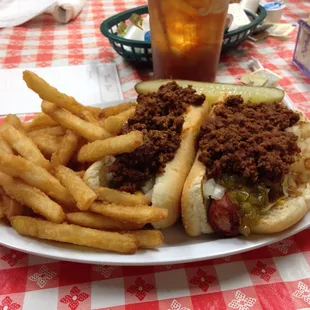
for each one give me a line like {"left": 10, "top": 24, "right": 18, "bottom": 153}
{"left": 141, "top": 178, "right": 155, "bottom": 194}
{"left": 203, "top": 179, "right": 226, "bottom": 200}
{"left": 202, "top": 179, "right": 216, "bottom": 199}
{"left": 211, "top": 184, "right": 226, "bottom": 200}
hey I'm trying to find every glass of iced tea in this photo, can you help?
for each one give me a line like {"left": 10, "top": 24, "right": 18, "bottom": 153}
{"left": 148, "top": 0, "right": 230, "bottom": 82}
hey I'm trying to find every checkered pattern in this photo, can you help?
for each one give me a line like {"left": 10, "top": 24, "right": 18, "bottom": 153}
{"left": 0, "top": 0, "right": 309, "bottom": 309}
{"left": 0, "top": 231, "right": 310, "bottom": 310}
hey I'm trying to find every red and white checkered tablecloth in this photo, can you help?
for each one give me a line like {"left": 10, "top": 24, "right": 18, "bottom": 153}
{"left": 0, "top": 1, "right": 310, "bottom": 309}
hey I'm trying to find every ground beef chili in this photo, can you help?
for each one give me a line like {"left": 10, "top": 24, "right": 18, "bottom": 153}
{"left": 198, "top": 95, "right": 301, "bottom": 184}
{"left": 109, "top": 82, "right": 205, "bottom": 193}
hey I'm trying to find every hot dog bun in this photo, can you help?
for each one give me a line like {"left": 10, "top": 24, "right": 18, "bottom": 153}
{"left": 181, "top": 108, "right": 310, "bottom": 236}
{"left": 84, "top": 101, "right": 210, "bottom": 229}
{"left": 152, "top": 103, "right": 209, "bottom": 228}
{"left": 83, "top": 156, "right": 115, "bottom": 190}
{"left": 251, "top": 184, "right": 310, "bottom": 234}
{"left": 181, "top": 153, "right": 213, "bottom": 236}
{"left": 181, "top": 154, "right": 310, "bottom": 236}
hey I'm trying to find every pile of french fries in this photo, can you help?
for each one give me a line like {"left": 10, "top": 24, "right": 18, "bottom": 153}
{"left": 0, "top": 70, "right": 168, "bottom": 254}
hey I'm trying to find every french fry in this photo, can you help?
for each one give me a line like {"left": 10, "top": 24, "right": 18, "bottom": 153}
{"left": 1, "top": 126, "right": 51, "bottom": 170}
{"left": 84, "top": 106, "right": 102, "bottom": 119}
{"left": 90, "top": 202, "right": 168, "bottom": 225}
{"left": 2, "top": 195, "right": 24, "bottom": 218}
{"left": 0, "top": 138, "right": 13, "bottom": 154}
{"left": 0, "top": 71, "right": 168, "bottom": 254}
{"left": 100, "top": 102, "right": 136, "bottom": 118}
{"left": 66, "top": 212, "right": 144, "bottom": 230}
{"left": 100, "top": 107, "right": 136, "bottom": 135}
{"left": 80, "top": 110, "right": 99, "bottom": 124}
{"left": 23, "top": 71, "right": 102, "bottom": 118}
{"left": 55, "top": 165, "right": 97, "bottom": 211}
{"left": 23, "top": 70, "right": 85, "bottom": 116}
{"left": 0, "top": 151, "right": 75, "bottom": 206}
{"left": 10, "top": 216, "right": 139, "bottom": 254}
{"left": 28, "top": 126, "right": 66, "bottom": 137}
{"left": 2, "top": 114, "right": 25, "bottom": 133}
{"left": 96, "top": 187, "right": 150, "bottom": 206}
{"left": 31, "top": 134, "right": 62, "bottom": 157}
{"left": 41, "top": 101, "right": 111, "bottom": 141}
{"left": 0, "top": 201, "right": 4, "bottom": 219}
{"left": 75, "top": 170, "right": 85, "bottom": 178}
{"left": 127, "top": 230, "right": 164, "bottom": 248}
{"left": 0, "top": 172, "right": 65, "bottom": 223}
{"left": 51, "top": 130, "right": 80, "bottom": 167}
{"left": 0, "top": 114, "right": 25, "bottom": 154}
{"left": 77, "top": 131, "right": 143, "bottom": 163}
{"left": 0, "top": 115, "right": 16, "bottom": 154}
{"left": 23, "top": 113, "right": 57, "bottom": 131}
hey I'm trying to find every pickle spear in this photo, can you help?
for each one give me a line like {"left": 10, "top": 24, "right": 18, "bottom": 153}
{"left": 135, "top": 80, "right": 285, "bottom": 105}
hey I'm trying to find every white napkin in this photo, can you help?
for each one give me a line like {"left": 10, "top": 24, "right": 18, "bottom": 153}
{"left": 45, "top": 0, "right": 86, "bottom": 24}
{"left": 0, "top": 0, "right": 85, "bottom": 28}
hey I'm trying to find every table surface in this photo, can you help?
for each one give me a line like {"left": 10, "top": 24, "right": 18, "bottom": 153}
{"left": 0, "top": 1, "right": 310, "bottom": 309}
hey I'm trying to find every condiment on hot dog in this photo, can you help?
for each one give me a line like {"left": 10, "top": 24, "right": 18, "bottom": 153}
{"left": 83, "top": 82, "right": 209, "bottom": 228}
{"left": 182, "top": 95, "right": 310, "bottom": 237}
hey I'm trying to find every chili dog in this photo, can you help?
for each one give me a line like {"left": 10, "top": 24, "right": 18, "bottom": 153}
{"left": 83, "top": 82, "right": 209, "bottom": 228}
{"left": 182, "top": 95, "right": 310, "bottom": 237}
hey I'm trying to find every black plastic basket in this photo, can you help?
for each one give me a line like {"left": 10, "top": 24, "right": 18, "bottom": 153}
{"left": 100, "top": 5, "right": 266, "bottom": 66}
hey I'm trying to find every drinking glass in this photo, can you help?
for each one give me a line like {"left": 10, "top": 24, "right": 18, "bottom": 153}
{"left": 148, "top": 0, "right": 230, "bottom": 82}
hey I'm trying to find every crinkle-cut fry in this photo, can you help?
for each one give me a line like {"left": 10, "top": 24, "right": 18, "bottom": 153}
{"left": 1, "top": 126, "right": 51, "bottom": 170}
{"left": 96, "top": 187, "right": 150, "bottom": 206}
{"left": 0, "top": 137, "right": 13, "bottom": 154}
{"left": 99, "top": 102, "right": 136, "bottom": 118}
{"left": 2, "top": 195, "right": 24, "bottom": 218}
{"left": 77, "top": 131, "right": 143, "bottom": 163}
{"left": 90, "top": 202, "right": 168, "bottom": 225}
{"left": 10, "top": 216, "right": 139, "bottom": 254}
{"left": 23, "top": 113, "right": 57, "bottom": 131}
{"left": 66, "top": 212, "right": 144, "bottom": 230}
{"left": 28, "top": 126, "right": 66, "bottom": 137}
{"left": 0, "top": 150, "right": 75, "bottom": 207}
{"left": 23, "top": 70, "right": 86, "bottom": 117}
{"left": 51, "top": 130, "right": 80, "bottom": 167}
{"left": 55, "top": 165, "right": 97, "bottom": 211}
{"left": 1, "top": 114, "right": 25, "bottom": 133}
{"left": 0, "top": 172, "right": 65, "bottom": 223}
{"left": 125, "top": 230, "right": 164, "bottom": 248}
{"left": 41, "top": 101, "right": 111, "bottom": 141}
{"left": 100, "top": 107, "right": 136, "bottom": 135}
{"left": 31, "top": 134, "right": 62, "bottom": 157}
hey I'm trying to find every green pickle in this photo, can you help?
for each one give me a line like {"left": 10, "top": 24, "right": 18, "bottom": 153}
{"left": 218, "top": 175, "right": 270, "bottom": 235}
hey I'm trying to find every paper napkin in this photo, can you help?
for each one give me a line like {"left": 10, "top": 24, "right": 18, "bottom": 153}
{"left": 0, "top": 0, "right": 86, "bottom": 28}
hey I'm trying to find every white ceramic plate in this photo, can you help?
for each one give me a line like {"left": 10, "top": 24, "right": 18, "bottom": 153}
{"left": 0, "top": 215, "right": 309, "bottom": 266}
{"left": 0, "top": 99, "right": 309, "bottom": 266}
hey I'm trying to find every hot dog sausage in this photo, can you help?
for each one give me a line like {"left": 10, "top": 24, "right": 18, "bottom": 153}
{"left": 208, "top": 194, "right": 240, "bottom": 237}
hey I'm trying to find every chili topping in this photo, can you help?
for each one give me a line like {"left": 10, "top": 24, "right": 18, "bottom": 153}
{"left": 198, "top": 95, "right": 301, "bottom": 184}
{"left": 110, "top": 82, "right": 205, "bottom": 193}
